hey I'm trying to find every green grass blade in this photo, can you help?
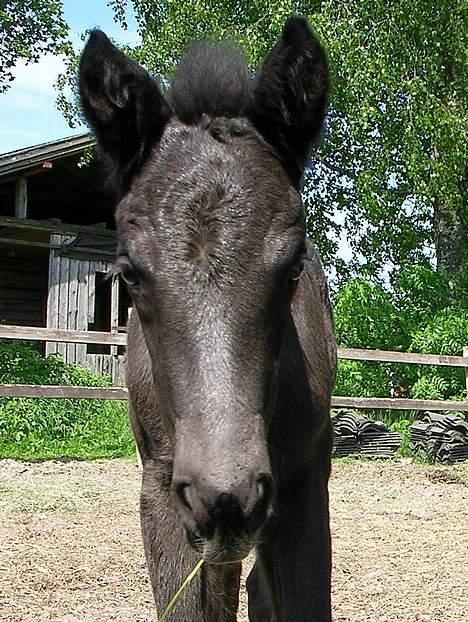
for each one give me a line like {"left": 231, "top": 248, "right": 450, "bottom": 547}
{"left": 157, "top": 558, "right": 204, "bottom": 622}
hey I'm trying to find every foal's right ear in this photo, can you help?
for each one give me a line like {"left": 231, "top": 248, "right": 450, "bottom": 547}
{"left": 79, "top": 30, "right": 171, "bottom": 196}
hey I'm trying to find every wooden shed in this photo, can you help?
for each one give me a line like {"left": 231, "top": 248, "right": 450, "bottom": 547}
{"left": 0, "top": 134, "right": 130, "bottom": 384}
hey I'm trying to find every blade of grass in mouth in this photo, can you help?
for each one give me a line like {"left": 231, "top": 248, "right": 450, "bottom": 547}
{"left": 157, "top": 558, "right": 204, "bottom": 621}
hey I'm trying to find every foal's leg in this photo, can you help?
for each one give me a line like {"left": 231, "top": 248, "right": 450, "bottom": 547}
{"left": 140, "top": 462, "right": 241, "bottom": 621}
{"left": 246, "top": 562, "right": 274, "bottom": 622}
{"left": 249, "top": 468, "right": 332, "bottom": 622}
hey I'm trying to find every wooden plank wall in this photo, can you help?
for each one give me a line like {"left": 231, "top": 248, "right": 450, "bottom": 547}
{"left": 46, "top": 234, "right": 124, "bottom": 384}
{"left": 0, "top": 247, "right": 48, "bottom": 326}
{"left": 85, "top": 353, "right": 126, "bottom": 386}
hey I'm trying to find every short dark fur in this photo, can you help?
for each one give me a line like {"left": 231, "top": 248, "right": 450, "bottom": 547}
{"left": 79, "top": 15, "right": 336, "bottom": 621}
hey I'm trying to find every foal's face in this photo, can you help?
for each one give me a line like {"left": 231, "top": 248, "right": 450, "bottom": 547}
{"left": 79, "top": 16, "right": 329, "bottom": 563}
{"left": 115, "top": 121, "right": 304, "bottom": 561}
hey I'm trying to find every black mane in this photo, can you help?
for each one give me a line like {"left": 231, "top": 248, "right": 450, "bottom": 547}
{"left": 169, "top": 41, "right": 251, "bottom": 123}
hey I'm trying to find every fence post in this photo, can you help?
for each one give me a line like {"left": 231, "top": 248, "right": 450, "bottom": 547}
{"left": 464, "top": 346, "right": 468, "bottom": 395}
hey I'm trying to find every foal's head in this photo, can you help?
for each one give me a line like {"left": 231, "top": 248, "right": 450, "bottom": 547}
{"left": 79, "top": 16, "right": 329, "bottom": 563}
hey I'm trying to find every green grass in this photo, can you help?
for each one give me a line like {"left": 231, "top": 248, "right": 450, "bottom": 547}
{"left": 0, "top": 398, "right": 135, "bottom": 460}
{"left": 0, "top": 342, "right": 135, "bottom": 460}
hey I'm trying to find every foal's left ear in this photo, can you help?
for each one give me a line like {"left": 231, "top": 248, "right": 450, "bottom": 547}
{"left": 249, "top": 16, "right": 329, "bottom": 184}
{"left": 79, "top": 30, "right": 171, "bottom": 196}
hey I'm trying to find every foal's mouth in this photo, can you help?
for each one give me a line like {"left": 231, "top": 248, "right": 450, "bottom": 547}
{"left": 186, "top": 528, "right": 257, "bottom": 564}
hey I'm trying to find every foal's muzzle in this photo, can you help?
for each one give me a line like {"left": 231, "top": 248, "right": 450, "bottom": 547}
{"left": 172, "top": 473, "right": 274, "bottom": 563}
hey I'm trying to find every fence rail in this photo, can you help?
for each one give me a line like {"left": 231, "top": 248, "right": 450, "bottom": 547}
{"left": 336, "top": 347, "right": 467, "bottom": 368}
{"left": 1, "top": 324, "right": 467, "bottom": 412}
{"left": 0, "top": 384, "right": 128, "bottom": 400}
{"left": 0, "top": 325, "right": 126, "bottom": 346}
{"left": 331, "top": 396, "right": 467, "bottom": 412}
{"left": 0, "top": 384, "right": 466, "bottom": 412}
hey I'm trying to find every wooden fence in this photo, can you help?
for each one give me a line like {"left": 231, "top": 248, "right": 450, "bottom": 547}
{"left": 0, "top": 324, "right": 467, "bottom": 412}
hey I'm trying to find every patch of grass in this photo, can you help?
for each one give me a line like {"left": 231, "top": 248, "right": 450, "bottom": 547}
{"left": 332, "top": 455, "right": 361, "bottom": 465}
{"left": 0, "top": 480, "right": 103, "bottom": 513}
{"left": 0, "top": 401, "right": 135, "bottom": 460}
{"left": 0, "top": 471, "right": 132, "bottom": 513}
{"left": 0, "top": 342, "right": 135, "bottom": 460}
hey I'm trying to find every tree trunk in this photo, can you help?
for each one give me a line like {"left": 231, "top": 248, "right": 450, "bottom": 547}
{"left": 433, "top": 178, "right": 467, "bottom": 273}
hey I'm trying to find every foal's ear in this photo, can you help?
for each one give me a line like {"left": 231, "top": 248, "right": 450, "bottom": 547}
{"left": 79, "top": 30, "right": 170, "bottom": 196}
{"left": 250, "top": 16, "right": 329, "bottom": 184}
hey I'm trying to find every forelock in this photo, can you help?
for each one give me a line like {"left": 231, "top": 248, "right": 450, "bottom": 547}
{"left": 169, "top": 40, "right": 251, "bottom": 124}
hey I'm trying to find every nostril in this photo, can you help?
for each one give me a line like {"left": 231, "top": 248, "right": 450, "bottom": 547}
{"left": 256, "top": 474, "right": 274, "bottom": 509}
{"left": 245, "top": 475, "right": 274, "bottom": 534}
{"left": 257, "top": 479, "right": 264, "bottom": 498}
{"left": 175, "top": 482, "right": 192, "bottom": 511}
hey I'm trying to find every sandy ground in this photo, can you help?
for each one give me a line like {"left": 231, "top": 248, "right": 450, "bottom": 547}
{"left": 0, "top": 458, "right": 466, "bottom": 621}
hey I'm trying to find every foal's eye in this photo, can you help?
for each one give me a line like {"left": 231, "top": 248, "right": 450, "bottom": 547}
{"left": 290, "top": 261, "right": 304, "bottom": 282}
{"left": 116, "top": 258, "right": 139, "bottom": 287}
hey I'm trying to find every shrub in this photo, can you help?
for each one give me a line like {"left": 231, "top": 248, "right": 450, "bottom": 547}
{"left": 0, "top": 342, "right": 134, "bottom": 460}
{"left": 333, "top": 279, "right": 403, "bottom": 351}
{"left": 333, "top": 268, "right": 467, "bottom": 420}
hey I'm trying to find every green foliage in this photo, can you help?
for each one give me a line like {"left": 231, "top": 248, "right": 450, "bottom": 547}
{"left": 408, "top": 309, "right": 468, "bottom": 400}
{"left": 410, "top": 309, "right": 468, "bottom": 356}
{"left": 393, "top": 264, "right": 468, "bottom": 325}
{"left": 0, "top": 342, "right": 134, "bottom": 460}
{"left": 410, "top": 375, "right": 450, "bottom": 401}
{"left": 0, "top": 1, "right": 70, "bottom": 93}
{"left": 333, "top": 279, "right": 401, "bottom": 350}
{"left": 334, "top": 360, "right": 394, "bottom": 399}
{"left": 386, "top": 416, "right": 412, "bottom": 457}
{"left": 334, "top": 267, "right": 467, "bottom": 404}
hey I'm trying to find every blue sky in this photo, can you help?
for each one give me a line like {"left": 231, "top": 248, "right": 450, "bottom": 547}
{"left": 0, "top": 1, "right": 140, "bottom": 154}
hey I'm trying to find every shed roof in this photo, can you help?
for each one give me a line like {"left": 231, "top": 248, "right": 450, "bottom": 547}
{"left": 0, "top": 133, "right": 95, "bottom": 179}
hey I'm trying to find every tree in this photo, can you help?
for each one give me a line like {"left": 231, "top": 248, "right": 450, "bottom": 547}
{"left": 61, "top": 0, "right": 467, "bottom": 281}
{"left": 0, "top": 0, "right": 69, "bottom": 93}
{"left": 308, "top": 1, "right": 467, "bottom": 280}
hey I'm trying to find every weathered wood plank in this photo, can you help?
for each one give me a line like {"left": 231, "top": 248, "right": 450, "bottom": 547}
{"left": 87, "top": 268, "right": 96, "bottom": 324}
{"left": 85, "top": 353, "right": 126, "bottom": 385}
{"left": 76, "top": 260, "right": 90, "bottom": 364}
{"left": 0, "top": 325, "right": 126, "bottom": 345}
{"left": 0, "top": 161, "right": 53, "bottom": 184}
{"left": 67, "top": 258, "right": 80, "bottom": 363}
{"left": 113, "top": 355, "right": 126, "bottom": 386}
{"left": 464, "top": 346, "right": 468, "bottom": 394}
{"left": 57, "top": 239, "right": 71, "bottom": 358}
{"left": 15, "top": 178, "right": 28, "bottom": 218}
{"left": 1, "top": 385, "right": 465, "bottom": 411}
{"left": 337, "top": 347, "right": 467, "bottom": 368}
{"left": 2, "top": 325, "right": 466, "bottom": 369}
{"left": 331, "top": 396, "right": 468, "bottom": 411}
{"left": 46, "top": 236, "right": 60, "bottom": 356}
{"left": 0, "top": 215, "right": 116, "bottom": 238}
{"left": 0, "top": 237, "right": 115, "bottom": 259}
{"left": 0, "top": 384, "right": 128, "bottom": 400}
{"left": 110, "top": 275, "right": 120, "bottom": 356}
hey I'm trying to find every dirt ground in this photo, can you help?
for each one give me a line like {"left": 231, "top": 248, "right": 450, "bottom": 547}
{"left": 0, "top": 458, "right": 466, "bottom": 622}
